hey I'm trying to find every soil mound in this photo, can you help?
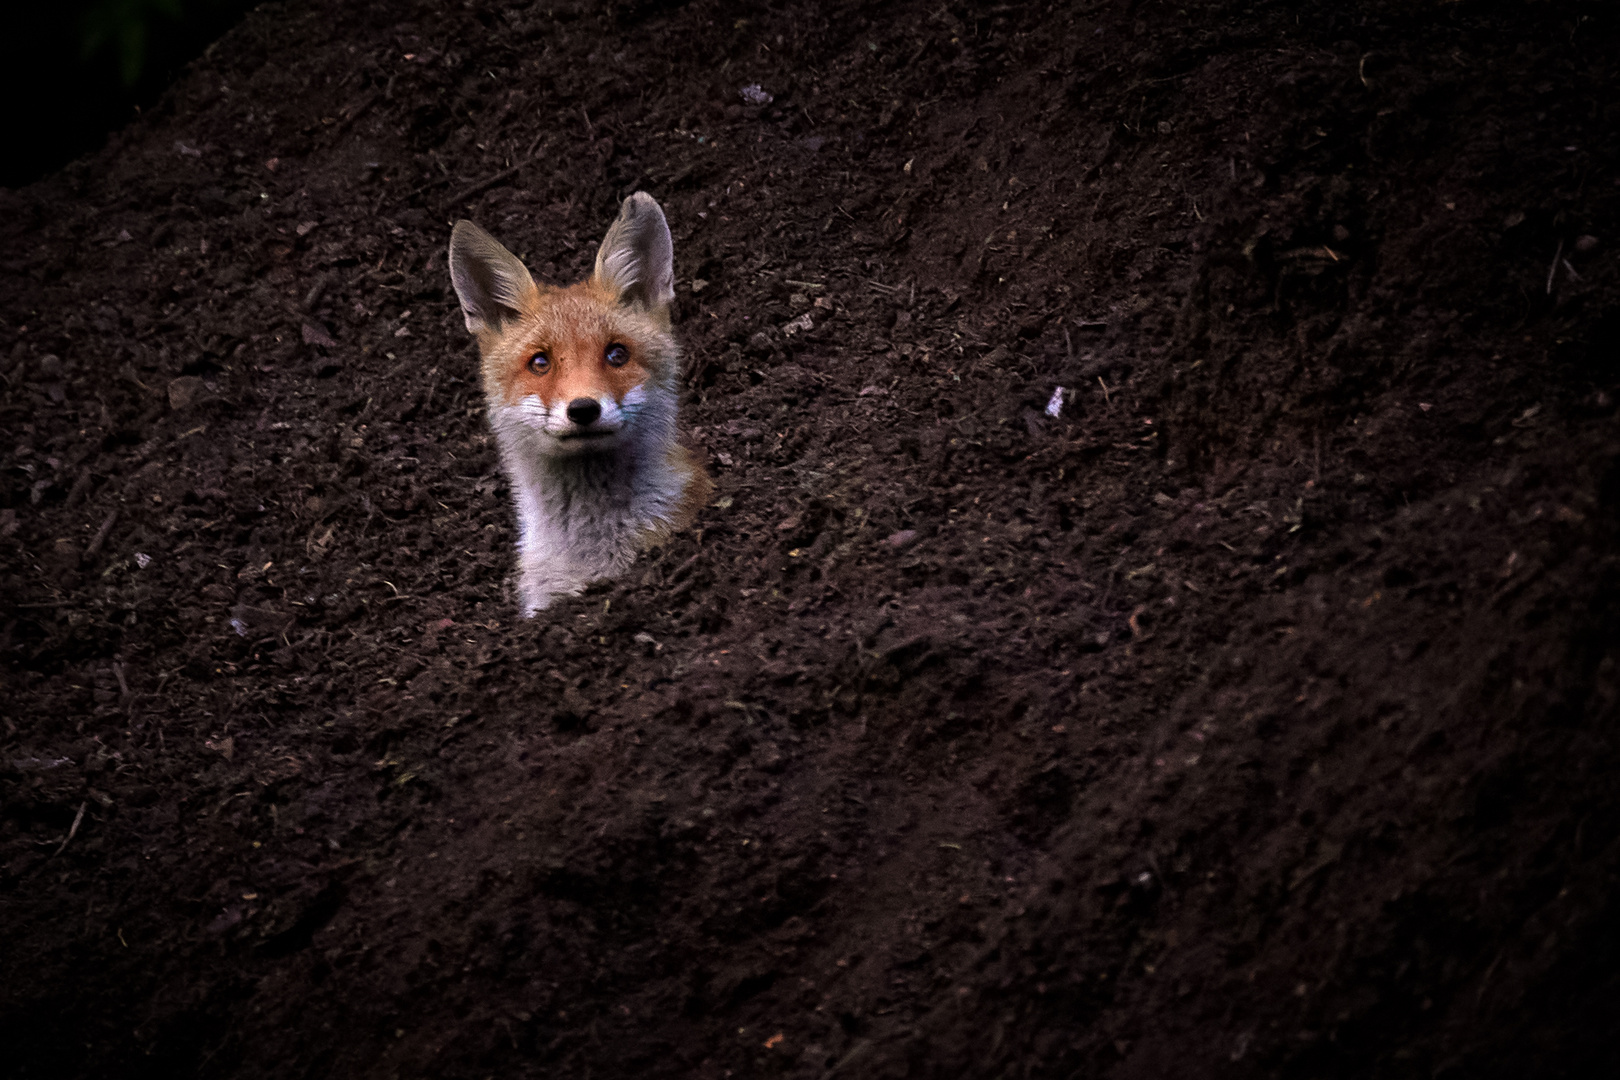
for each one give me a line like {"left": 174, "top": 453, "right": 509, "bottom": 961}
{"left": 3, "top": 1, "right": 1617, "bottom": 1077}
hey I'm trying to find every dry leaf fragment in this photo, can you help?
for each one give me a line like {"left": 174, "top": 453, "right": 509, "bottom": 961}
{"left": 302, "top": 321, "right": 337, "bottom": 348}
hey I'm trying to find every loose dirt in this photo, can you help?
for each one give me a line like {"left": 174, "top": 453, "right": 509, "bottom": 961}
{"left": 3, "top": 1, "right": 1618, "bottom": 1077}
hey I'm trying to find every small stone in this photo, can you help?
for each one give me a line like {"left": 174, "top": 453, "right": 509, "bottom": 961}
{"left": 1575, "top": 234, "right": 1599, "bottom": 253}
{"left": 884, "top": 529, "right": 918, "bottom": 549}
{"left": 167, "top": 376, "right": 205, "bottom": 409}
{"left": 740, "top": 84, "right": 773, "bottom": 106}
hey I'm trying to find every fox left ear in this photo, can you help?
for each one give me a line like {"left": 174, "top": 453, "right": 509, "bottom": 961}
{"left": 592, "top": 191, "right": 674, "bottom": 314}
{"left": 448, "top": 220, "right": 537, "bottom": 336}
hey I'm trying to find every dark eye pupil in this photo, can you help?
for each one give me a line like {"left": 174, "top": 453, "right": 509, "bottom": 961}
{"left": 606, "top": 344, "right": 628, "bottom": 367}
{"left": 529, "top": 352, "right": 549, "bottom": 372}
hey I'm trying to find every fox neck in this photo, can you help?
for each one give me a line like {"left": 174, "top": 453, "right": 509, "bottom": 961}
{"left": 533, "top": 440, "right": 657, "bottom": 515}
{"left": 497, "top": 408, "right": 685, "bottom": 577}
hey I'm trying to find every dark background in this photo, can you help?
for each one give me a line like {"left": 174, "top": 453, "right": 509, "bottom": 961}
{"left": 1, "top": 0, "right": 258, "bottom": 188}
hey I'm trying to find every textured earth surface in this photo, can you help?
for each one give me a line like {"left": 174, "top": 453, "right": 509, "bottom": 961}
{"left": 2, "top": 1, "right": 1618, "bottom": 1077}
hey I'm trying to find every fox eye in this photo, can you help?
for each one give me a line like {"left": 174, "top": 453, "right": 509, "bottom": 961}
{"left": 604, "top": 343, "right": 630, "bottom": 368}
{"left": 528, "top": 351, "right": 550, "bottom": 374}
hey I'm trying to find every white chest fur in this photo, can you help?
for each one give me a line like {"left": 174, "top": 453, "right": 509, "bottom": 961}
{"left": 491, "top": 401, "right": 687, "bottom": 615}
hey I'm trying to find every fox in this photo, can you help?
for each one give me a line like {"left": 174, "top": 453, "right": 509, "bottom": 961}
{"left": 448, "top": 191, "right": 711, "bottom": 616}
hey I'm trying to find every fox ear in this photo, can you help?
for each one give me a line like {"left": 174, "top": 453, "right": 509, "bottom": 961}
{"left": 448, "top": 220, "right": 536, "bottom": 335}
{"left": 592, "top": 191, "right": 674, "bottom": 313}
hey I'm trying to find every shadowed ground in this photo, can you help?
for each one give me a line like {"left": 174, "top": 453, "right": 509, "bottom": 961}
{"left": 2, "top": 1, "right": 1617, "bottom": 1077}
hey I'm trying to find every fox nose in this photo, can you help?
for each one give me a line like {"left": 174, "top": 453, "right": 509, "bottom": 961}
{"left": 566, "top": 397, "right": 601, "bottom": 426}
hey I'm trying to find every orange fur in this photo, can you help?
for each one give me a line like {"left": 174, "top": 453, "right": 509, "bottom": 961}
{"left": 478, "top": 280, "right": 672, "bottom": 410}
{"left": 641, "top": 444, "right": 714, "bottom": 547}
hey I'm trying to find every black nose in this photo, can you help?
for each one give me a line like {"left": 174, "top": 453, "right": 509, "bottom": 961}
{"left": 566, "top": 397, "right": 601, "bottom": 426}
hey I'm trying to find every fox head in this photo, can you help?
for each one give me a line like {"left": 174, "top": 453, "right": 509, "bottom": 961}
{"left": 448, "top": 192, "right": 679, "bottom": 460}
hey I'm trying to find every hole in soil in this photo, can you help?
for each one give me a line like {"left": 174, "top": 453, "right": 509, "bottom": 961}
{"left": 180, "top": 357, "right": 224, "bottom": 377}
{"left": 101, "top": 427, "right": 144, "bottom": 450}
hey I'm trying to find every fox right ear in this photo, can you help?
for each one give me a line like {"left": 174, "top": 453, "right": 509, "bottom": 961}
{"left": 448, "top": 220, "right": 537, "bottom": 335}
{"left": 592, "top": 192, "right": 675, "bottom": 314}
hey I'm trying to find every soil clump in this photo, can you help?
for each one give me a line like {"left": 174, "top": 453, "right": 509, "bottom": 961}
{"left": 2, "top": 1, "right": 1618, "bottom": 1077}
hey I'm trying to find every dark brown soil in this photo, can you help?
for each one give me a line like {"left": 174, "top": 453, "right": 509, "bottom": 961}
{"left": 3, "top": 1, "right": 1618, "bottom": 1077}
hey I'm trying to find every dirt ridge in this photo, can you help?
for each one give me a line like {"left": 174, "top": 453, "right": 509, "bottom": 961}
{"left": 2, "top": 1, "right": 1618, "bottom": 1077}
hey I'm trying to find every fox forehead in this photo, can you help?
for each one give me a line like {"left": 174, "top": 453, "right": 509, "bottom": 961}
{"left": 518, "top": 281, "right": 618, "bottom": 344}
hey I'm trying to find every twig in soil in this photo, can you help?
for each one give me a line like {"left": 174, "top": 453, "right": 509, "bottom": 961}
{"left": 53, "top": 801, "right": 87, "bottom": 857}
{"left": 84, "top": 508, "right": 119, "bottom": 560}
{"left": 443, "top": 131, "right": 549, "bottom": 210}
{"left": 302, "top": 273, "right": 331, "bottom": 312}
{"left": 399, "top": 173, "right": 454, "bottom": 204}
{"left": 1476, "top": 950, "right": 1504, "bottom": 1004}
{"left": 395, "top": 131, "right": 544, "bottom": 211}
{"left": 581, "top": 106, "right": 594, "bottom": 140}
{"left": 1546, "top": 238, "right": 1564, "bottom": 295}
{"left": 1097, "top": 376, "right": 1110, "bottom": 405}
{"left": 332, "top": 91, "right": 379, "bottom": 137}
